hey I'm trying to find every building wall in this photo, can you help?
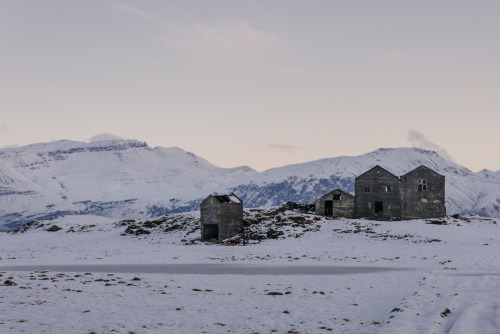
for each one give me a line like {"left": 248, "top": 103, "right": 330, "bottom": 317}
{"left": 354, "top": 166, "right": 401, "bottom": 219}
{"left": 401, "top": 167, "right": 446, "bottom": 219}
{"left": 200, "top": 196, "right": 220, "bottom": 240}
{"left": 200, "top": 196, "right": 243, "bottom": 241}
{"left": 315, "top": 189, "right": 354, "bottom": 218}
{"left": 218, "top": 203, "right": 244, "bottom": 240}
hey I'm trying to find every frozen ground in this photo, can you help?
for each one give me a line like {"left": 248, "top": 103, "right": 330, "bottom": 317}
{"left": 0, "top": 209, "right": 499, "bottom": 333}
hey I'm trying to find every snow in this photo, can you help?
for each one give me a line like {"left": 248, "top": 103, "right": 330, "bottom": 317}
{"left": 228, "top": 194, "right": 241, "bottom": 203}
{"left": 1, "top": 211, "right": 499, "bottom": 333}
{"left": 230, "top": 147, "right": 500, "bottom": 217}
{"left": 0, "top": 140, "right": 257, "bottom": 227}
{"left": 1, "top": 142, "right": 499, "bottom": 229}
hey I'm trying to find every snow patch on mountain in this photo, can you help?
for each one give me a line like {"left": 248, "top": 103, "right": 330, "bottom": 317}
{"left": 229, "top": 148, "right": 500, "bottom": 218}
{"left": 0, "top": 141, "right": 498, "bottom": 228}
{"left": 0, "top": 140, "right": 256, "bottom": 228}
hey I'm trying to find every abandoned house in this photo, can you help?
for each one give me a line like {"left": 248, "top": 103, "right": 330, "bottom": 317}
{"left": 200, "top": 193, "right": 244, "bottom": 241}
{"left": 400, "top": 165, "right": 446, "bottom": 219}
{"left": 350, "top": 165, "right": 445, "bottom": 220}
{"left": 354, "top": 165, "right": 402, "bottom": 219}
{"left": 315, "top": 189, "right": 354, "bottom": 218}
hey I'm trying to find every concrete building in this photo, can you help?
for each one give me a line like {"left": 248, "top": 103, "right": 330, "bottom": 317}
{"left": 315, "top": 189, "right": 354, "bottom": 218}
{"left": 354, "top": 165, "right": 402, "bottom": 219}
{"left": 351, "top": 165, "right": 445, "bottom": 220}
{"left": 200, "top": 193, "right": 244, "bottom": 241}
{"left": 400, "top": 165, "right": 446, "bottom": 219}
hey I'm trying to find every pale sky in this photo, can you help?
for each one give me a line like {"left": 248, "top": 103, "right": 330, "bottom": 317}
{"left": 1, "top": 0, "right": 499, "bottom": 172}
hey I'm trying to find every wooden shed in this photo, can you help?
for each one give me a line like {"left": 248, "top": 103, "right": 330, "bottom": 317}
{"left": 315, "top": 189, "right": 354, "bottom": 218}
{"left": 200, "top": 193, "right": 244, "bottom": 241}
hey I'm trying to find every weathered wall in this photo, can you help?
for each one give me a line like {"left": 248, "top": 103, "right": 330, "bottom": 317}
{"left": 401, "top": 166, "right": 446, "bottom": 219}
{"left": 200, "top": 196, "right": 243, "bottom": 241}
{"left": 315, "top": 189, "right": 354, "bottom": 218}
{"left": 200, "top": 196, "right": 220, "bottom": 240}
{"left": 354, "top": 166, "right": 401, "bottom": 219}
{"left": 218, "top": 203, "right": 244, "bottom": 240}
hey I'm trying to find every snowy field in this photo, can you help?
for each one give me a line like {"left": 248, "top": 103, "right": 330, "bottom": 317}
{"left": 0, "top": 209, "right": 499, "bottom": 333}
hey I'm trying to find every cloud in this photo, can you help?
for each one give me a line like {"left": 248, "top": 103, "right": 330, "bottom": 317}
{"left": 0, "top": 123, "right": 8, "bottom": 132}
{"left": 268, "top": 143, "right": 303, "bottom": 151}
{"left": 111, "top": 2, "right": 153, "bottom": 20}
{"left": 407, "top": 129, "right": 454, "bottom": 161}
{"left": 110, "top": 3, "right": 274, "bottom": 62}
{"left": 89, "top": 133, "right": 125, "bottom": 143}
{"left": 160, "top": 19, "right": 275, "bottom": 61}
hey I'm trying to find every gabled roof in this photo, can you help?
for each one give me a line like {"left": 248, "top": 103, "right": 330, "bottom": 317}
{"left": 355, "top": 165, "right": 400, "bottom": 181}
{"left": 402, "top": 165, "right": 444, "bottom": 178}
{"left": 319, "top": 189, "right": 354, "bottom": 200}
{"left": 211, "top": 193, "right": 242, "bottom": 204}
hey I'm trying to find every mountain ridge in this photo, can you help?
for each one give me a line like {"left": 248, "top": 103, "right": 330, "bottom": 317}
{"left": 0, "top": 140, "right": 498, "bottom": 228}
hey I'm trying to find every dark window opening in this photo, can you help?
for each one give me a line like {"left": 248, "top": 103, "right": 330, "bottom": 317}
{"left": 418, "top": 179, "right": 427, "bottom": 192}
{"left": 333, "top": 194, "right": 341, "bottom": 200}
{"left": 325, "top": 200, "right": 333, "bottom": 216}
{"left": 203, "top": 224, "right": 219, "bottom": 240}
{"left": 385, "top": 185, "right": 391, "bottom": 192}
{"left": 365, "top": 186, "right": 370, "bottom": 192}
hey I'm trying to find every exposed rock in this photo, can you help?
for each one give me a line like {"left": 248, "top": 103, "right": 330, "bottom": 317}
{"left": 46, "top": 225, "right": 62, "bottom": 232}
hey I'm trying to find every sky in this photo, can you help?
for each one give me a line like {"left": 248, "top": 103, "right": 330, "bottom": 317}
{"left": 1, "top": 0, "right": 499, "bottom": 172}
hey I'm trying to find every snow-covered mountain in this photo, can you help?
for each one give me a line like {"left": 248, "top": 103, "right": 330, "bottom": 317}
{"left": 0, "top": 140, "right": 498, "bottom": 228}
{"left": 0, "top": 140, "right": 256, "bottom": 228}
{"left": 230, "top": 148, "right": 500, "bottom": 218}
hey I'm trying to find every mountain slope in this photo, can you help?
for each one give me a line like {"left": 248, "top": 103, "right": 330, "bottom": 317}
{"left": 229, "top": 148, "right": 499, "bottom": 218}
{"left": 0, "top": 140, "right": 256, "bottom": 228}
{"left": 0, "top": 141, "right": 498, "bottom": 228}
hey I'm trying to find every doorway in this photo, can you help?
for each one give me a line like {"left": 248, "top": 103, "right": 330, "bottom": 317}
{"left": 325, "top": 200, "right": 333, "bottom": 216}
{"left": 203, "top": 224, "right": 219, "bottom": 240}
{"left": 374, "top": 202, "right": 383, "bottom": 216}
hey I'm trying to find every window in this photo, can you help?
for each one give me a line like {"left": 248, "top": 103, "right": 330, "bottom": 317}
{"left": 385, "top": 185, "right": 391, "bottom": 192}
{"left": 333, "top": 194, "right": 341, "bottom": 200}
{"left": 418, "top": 179, "right": 427, "bottom": 191}
{"left": 365, "top": 186, "right": 370, "bottom": 193}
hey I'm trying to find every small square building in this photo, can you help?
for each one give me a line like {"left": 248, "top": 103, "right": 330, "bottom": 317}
{"left": 315, "top": 189, "right": 354, "bottom": 218}
{"left": 200, "top": 193, "right": 244, "bottom": 241}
